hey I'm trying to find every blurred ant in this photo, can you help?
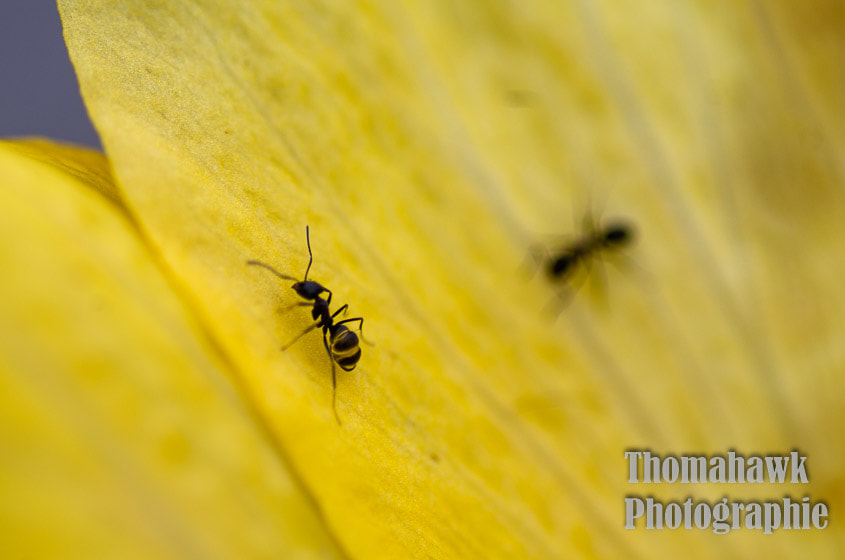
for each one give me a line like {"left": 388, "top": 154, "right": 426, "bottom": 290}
{"left": 247, "top": 226, "right": 365, "bottom": 425}
{"left": 527, "top": 213, "right": 635, "bottom": 310}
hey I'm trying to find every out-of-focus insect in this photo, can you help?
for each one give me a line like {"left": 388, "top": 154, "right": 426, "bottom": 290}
{"left": 527, "top": 214, "right": 636, "bottom": 310}
{"left": 247, "top": 226, "right": 364, "bottom": 424}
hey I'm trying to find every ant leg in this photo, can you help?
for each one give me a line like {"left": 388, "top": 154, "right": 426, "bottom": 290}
{"left": 335, "top": 317, "right": 362, "bottom": 329}
{"left": 569, "top": 258, "right": 592, "bottom": 300}
{"left": 580, "top": 191, "right": 608, "bottom": 232}
{"left": 543, "top": 261, "right": 591, "bottom": 319}
{"left": 322, "top": 330, "right": 341, "bottom": 425}
{"left": 335, "top": 317, "right": 364, "bottom": 330}
{"left": 587, "top": 252, "right": 610, "bottom": 309}
{"left": 604, "top": 251, "right": 654, "bottom": 298}
{"left": 246, "top": 260, "right": 299, "bottom": 282}
{"left": 609, "top": 251, "right": 651, "bottom": 280}
{"left": 303, "top": 225, "right": 314, "bottom": 281}
{"left": 543, "top": 288, "right": 576, "bottom": 319}
{"left": 336, "top": 316, "right": 373, "bottom": 346}
{"left": 331, "top": 304, "right": 348, "bottom": 319}
{"left": 279, "top": 301, "right": 313, "bottom": 313}
{"left": 281, "top": 322, "right": 321, "bottom": 350}
{"left": 582, "top": 199, "right": 596, "bottom": 237}
{"left": 519, "top": 244, "right": 549, "bottom": 279}
{"left": 325, "top": 288, "right": 333, "bottom": 307}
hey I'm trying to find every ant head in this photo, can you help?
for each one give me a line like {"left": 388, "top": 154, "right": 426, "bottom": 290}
{"left": 603, "top": 222, "right": 634, "bottom": 247}
{"left": 293, "top": 280, "right": 327, "bottom": 300}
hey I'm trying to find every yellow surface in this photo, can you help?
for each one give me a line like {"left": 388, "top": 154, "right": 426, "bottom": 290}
{"left": 0, "top": 141, "right": 343, "bottom": 558}
{"left": 13, "top": 0, "right": 840, "bottom": 557}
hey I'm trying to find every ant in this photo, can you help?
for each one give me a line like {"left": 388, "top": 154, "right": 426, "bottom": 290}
{"left": 527, "top": 213, "right": 635, "bottom": 309}
{"left": 247, "top": 226, "right": 364, "bottom": 425}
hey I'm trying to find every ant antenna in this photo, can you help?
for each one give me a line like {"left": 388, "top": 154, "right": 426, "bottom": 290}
{"left": 331, "top": 362, "right": 340, "bottom": 425}
{"left": 303, "top": 225, "right": 314, "bottom": 281}
{"left": 246, "top": 260, "right": 298, "bottom": 282}
{"left": 280, "top": 322, "right": 320, "bottom": 350}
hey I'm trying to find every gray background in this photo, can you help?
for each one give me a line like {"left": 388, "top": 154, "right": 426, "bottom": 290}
{"left": 1, "top": 2, "right": 101, "bottom": 148}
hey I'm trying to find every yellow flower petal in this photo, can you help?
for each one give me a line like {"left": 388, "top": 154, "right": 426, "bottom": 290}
{"left": 0, "top": 140, "right": 343, "bottom": 558}
{"left": 57, "top": 1, "right": 844, "bottom": 557}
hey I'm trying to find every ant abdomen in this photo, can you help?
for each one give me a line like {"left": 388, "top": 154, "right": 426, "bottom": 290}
{"left": 549, "top": 253, "right": 577, "bottom": 279}
{"left": 330, "top": 326, "right": 361, "bottom": 372}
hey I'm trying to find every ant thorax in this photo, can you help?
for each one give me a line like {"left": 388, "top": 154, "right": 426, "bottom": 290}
{"left": 311, "top": 297, "right": 331, "bottom": 324}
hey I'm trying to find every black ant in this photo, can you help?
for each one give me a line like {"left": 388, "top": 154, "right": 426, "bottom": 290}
{"left": 528, "top": 214, "right": 635, "bottom": 309}
{"left": 247, "top": 226, "right": 364, "bottom": 425}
